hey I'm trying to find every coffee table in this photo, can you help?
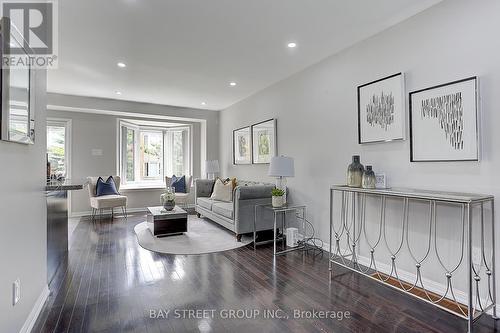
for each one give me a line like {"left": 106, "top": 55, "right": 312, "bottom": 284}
{"left": 147, "top": 206, "right": 188, "bottom": 237}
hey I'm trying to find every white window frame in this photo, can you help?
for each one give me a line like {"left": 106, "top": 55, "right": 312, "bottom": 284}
{"left": 117, "top": 119, "right": 192, "bottom": 189}
{"left": 47, "top": 117, "right": 72, "bottom": 212}
{"left": 139, "top": 128, "right": 164, "bottom": 182}
{"left": 119, "top": 120, "right": 139, "bottom": 184}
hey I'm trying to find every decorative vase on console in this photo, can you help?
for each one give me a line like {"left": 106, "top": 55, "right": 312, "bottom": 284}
{"left": 347, "top": 155, "right": 364, "bottom": 187}
{"left": 161, "top": 186, "right": 176, "bottom": 211}
{"left": 362, "top": 165, "right": 376, "bottom": 189}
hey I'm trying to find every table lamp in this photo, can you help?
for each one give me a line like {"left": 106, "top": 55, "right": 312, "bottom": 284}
{"left": 205, "top": 160, "right": 219, "bottom": 180}
{"left": 268, "top": 156, "right": 294, "bottom": 204}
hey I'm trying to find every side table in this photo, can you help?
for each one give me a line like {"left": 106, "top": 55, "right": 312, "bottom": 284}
{"left": 254, "top": 204, "right": 307, "bottom": 256}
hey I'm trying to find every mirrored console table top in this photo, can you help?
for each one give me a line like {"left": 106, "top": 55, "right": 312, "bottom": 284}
{"left": 331, "top": 185, "right": 493, "bottom": 203}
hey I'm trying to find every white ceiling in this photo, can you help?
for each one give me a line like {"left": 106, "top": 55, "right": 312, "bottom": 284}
{"left": 48, "top": 0, "right": 441, "bottom": 111}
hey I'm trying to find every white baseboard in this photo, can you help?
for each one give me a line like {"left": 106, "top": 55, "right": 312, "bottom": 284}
{"left": 19, "top": 285, "right": 49, "bottom": 333}
{"left": 70, "top": 205, "right": 195, "bottom": 218}
{"left": 315, "top": 241, "right": 499, "bottom": 317}
{"left": 70, "top": 207, "right": 146, "bottom": 218}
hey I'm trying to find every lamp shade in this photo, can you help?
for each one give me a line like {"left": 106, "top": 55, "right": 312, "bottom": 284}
{"left": 268, "top": 156, "right": 294, "bottom": 177}
{"left": 205, "top": 160, "right": 220, "bottom": 173}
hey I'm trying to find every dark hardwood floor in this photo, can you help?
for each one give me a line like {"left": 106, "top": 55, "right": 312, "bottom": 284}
{"left": 33, "top": 213, "right": 498, "bottom": 333}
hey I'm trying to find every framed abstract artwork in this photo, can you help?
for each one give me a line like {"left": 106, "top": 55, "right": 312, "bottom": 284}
{"left": 358, "top": 73, "right": 405, "bottom": 144}
{"left": 233, "top": 126, "right": 252, "bottom": 165}
{"left": 251, "top": 119, "right": 277, "bottom": 164}
{"left": 409, "top": 77, "right": 479, "bottom": 162}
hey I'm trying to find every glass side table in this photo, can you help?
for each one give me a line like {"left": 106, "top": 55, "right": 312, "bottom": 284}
{"left": 254, "top": 204, "right": 307, "bottom": 256}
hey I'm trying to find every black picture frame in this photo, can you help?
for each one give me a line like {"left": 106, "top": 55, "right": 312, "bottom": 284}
{"left": 409, "top": 76, "right": 479, "bottom": 162}
{"left": 232, "top": 126, "right": 252, "bottom": 165}
{"left": 251, "top": 118, "right": 277, "bottom": 164}
{"left": 357, "top": 72, "right": 405, "bottom": 144}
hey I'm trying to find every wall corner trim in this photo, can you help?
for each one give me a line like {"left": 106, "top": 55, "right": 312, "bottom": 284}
{"left": 19, "top": 285, "right": 50, "bottom": 333}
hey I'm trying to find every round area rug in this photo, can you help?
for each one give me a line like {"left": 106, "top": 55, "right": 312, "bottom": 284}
{"left": 134, "top": 216, "right": 252, "bottom": 255}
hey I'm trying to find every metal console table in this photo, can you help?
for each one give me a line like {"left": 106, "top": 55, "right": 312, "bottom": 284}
{"left": 329, "top": 185, "right": 497, "bottom": 333}
{"left": 254, "top": 204, "right": 306, "bottom": 256}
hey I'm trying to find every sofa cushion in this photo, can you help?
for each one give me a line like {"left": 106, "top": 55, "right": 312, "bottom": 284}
{"left": 212, "top": 202, "right": 234, "bottom": 219}
{"left": 175, "top": 192, "right": 194, "bottom": 205}
{"left": 197, "top": 197, "right": 215, "bottom": 210}
{"left": 176, "top": 193, "right": 189, "bottom": 199}
{"left": 210, "top": 178, "right": 235, "bottom": 202}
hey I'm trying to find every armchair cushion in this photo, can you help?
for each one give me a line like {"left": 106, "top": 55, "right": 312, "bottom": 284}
{"left": 87, "top": 176, "right": 122, "bottom": 198}
{"left": 173, "top": 192, "right": 194, "bottom": 206}
{"left": 90, "top": 195, "right": 127, "bottom": 209}
{"left": 96, "top": 176, "right": 120, "bottom": 196}
{"left": 166, "top": 175, "right": 192, "bottom": 193}
{"left": 171, "top": 175, "right": 186, "bottom": 193}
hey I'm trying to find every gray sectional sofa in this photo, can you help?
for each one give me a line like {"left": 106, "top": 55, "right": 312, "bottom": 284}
{"left": 194, "top": 179, "right": 275, "bottom": 241}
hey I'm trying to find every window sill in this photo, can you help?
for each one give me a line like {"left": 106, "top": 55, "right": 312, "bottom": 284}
{"left": 120, "top": 184, "right": 166, "bottom": 192}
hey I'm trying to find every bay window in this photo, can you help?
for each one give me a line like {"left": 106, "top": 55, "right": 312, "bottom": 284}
{"left": 119, "top": 120, "right": 191, "bottom": 187}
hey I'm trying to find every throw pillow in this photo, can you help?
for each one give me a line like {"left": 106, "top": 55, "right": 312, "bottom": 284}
{"left": 210, "top": 178, "right": 235, "bottom": 202}
{"left": 171, "top": 175, "right": 187, "bottom": 193}
{"left": 96, "top": 176, "right": 119, "bottom": 196}
{"left": 230, "top": 177, "right": 237, "bottom": 189}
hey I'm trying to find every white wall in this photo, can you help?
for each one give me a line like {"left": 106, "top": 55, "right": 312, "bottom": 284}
{"left": 0, "top": 70, "right": 48, "bottom": 332}
{"left": 47, "top": 93, "right": 219, "bottom": 215}
{"left": 220, "top": 0, "right": 500, "bottom": 301}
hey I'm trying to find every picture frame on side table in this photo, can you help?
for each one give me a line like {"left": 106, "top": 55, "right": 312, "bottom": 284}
{"left": 409, "top": 76, "right": 479, "bottom": 162}
{"left": 251, "top": 119, "right": 277, "bottom": 164}
{"left": 358, "top": 73, "right": 405, "bottom": 144}
{"left": 233, "top": 126, "right": 252, "bottom": 165}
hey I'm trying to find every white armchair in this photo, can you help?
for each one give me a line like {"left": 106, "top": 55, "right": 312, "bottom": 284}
{"left": 87, "top": 176, "right": 127, "bottom": 222}
{"left": 165, "top": 176, "right": 195, "bottom": 209}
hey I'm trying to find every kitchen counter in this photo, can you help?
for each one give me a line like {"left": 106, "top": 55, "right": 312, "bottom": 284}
{"left": 46, "top": 180, "right": 84, "bottom": 285}
{"left": 45, "top": 180, "right": 84, "bottom": 191}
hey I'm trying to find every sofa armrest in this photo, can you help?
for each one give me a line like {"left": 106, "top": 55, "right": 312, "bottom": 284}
{"left": 195, "top": 179, "right": 215, "bottom": 198}
{"left": 235, "top": 185, "right": 274, "bottom": 200}
{"left": 233, "top": 184, "right": 275, "bottom": 234}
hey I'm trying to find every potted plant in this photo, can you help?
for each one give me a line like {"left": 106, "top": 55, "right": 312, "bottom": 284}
{"left": 160, "top": 186, "right": 176, "bottom": 211}
{"left": 271, "top": 188, "right": 285, "bottom": 208}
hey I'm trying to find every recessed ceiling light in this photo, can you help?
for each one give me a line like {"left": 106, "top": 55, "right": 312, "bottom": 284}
{"left": 287, "top": 42, "right": 297, "bottom": 48}
{"left": 201, "top": 102, "right": 207, "bottom": 106}
{"left": 115, "top": 91, "right": 122, "bottom": 95}
{"left": 117, "top": 62, "right": 127, "bottom": 68}
{"left": 229, "top": 82, "right": 237, "bottom": 86}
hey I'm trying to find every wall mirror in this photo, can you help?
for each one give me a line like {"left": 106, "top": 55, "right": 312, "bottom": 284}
{"left": 0, "top": 17, "right": 35, "bottom": 144}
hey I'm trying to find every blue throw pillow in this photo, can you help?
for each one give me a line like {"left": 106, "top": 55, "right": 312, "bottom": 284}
{"left": 96, "top": 176, "right": 119, "bottom": 196}
{"left": 171, "top": 175, "right": 186, "bottom": 193}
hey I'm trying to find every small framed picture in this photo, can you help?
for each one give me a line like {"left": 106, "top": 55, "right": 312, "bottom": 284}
{"left": 358, "top": 73, "right": 405, "bottom": 144}
{"left": 375, "top": 173, "right": 387, "bottom": 189}
{"left": 409, "top": 77, "right": 479, "bottom": 162}
{"left": 233, "top": 126, "right": 252, "bottom": 165}
{"left": 251, "top": 119, "right": 277, "bottom": 164}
